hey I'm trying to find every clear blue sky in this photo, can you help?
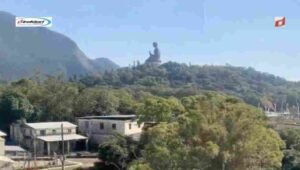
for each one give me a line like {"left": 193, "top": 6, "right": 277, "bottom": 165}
{"left": 1, "top": 0, "right": 300, "bottom": 80}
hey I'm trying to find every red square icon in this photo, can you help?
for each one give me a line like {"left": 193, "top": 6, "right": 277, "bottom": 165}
{"left": 275, "top": 17, "right": 286, "bottom": 27}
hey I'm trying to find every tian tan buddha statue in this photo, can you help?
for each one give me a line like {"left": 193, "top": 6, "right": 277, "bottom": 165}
{"left": 145, "top": 42, "right": 161, "bottom": 65}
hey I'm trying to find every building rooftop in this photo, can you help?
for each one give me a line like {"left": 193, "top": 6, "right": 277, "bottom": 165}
{"left": 265, "top": 111, "right": 290, "bottom": 117}
{"left": 25, "top": 122, "right": 77, "bottom": 130}
{"left": 0, "top": 131, "right": 6, "bottom": 137}
{"left": 5, "top": 145, "right": 26, "bottom": 152}
{"left": 78, "top": 115, "right": 137, "bottom": 120}
{"left": 37, "top": 134, "right": 87, "bottom": 142}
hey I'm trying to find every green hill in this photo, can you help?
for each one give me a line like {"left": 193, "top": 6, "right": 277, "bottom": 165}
{"left": 78, "top": 62, "right": 300, "bottom": 110}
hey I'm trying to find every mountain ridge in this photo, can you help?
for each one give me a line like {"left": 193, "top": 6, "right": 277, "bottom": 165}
{"left": 0, "top": 11, "right": 119, "bottom": 80}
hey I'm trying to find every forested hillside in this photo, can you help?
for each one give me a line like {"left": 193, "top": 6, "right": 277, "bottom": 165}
{"left": 75, "top": 62, "right": 300, "bottom": 112}
{"left": 2, "top": 62, "right": 298, "bottom": 131}
{"left": 0, "top": 62, "right": 297, "bottom": 169}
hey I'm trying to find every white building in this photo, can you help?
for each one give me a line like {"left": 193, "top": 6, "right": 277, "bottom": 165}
{"left": 265, "top": 111, "right": 290, "bottom": 118}
{"left": 5, "top": 145, "right": 26, "bottom": 159}
{"left": 0, "top": 131, "right": 14, "bottom": 170}
{"left": 78, "top": 115, "right": 144, "bottom": 144}
{"left": 0, "top": 131, "right": 6, "bottom": 155}
{"left": 10, "top": 121, "right": 87, "bottom": 156}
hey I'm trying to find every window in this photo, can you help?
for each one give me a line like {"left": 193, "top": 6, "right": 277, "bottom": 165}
{"left": 40, "top": 130, "right": 46, "bottom": 136}
{"left": 129, "top": 123, "right": 132, "bottom": 129}
{"left": 100, "top": 123, "right": 104, "bottom": 130}
{"left": 68, "top": 129, "right": 72, "bottom": 133}
{"left": 52, "top": 129, "right": 56, "bottom": 134}
{"left": 85, "top": 121, "right": 89, "bottom": 128}
{"left": 112, "top": 123, "right": 116, "bottom": 130}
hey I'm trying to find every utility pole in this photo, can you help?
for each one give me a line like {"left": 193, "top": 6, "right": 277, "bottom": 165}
{"left": 281, "top": 100, "right": 284, "bottom": 113}
{"left": 33, "top": 134, "right": 37, "bottom": 170}
{"left": 297, "top": 102, "right": 300, "bottom": 119}
{"left": 61, "top": 124, "right": 65, "bottom": 170}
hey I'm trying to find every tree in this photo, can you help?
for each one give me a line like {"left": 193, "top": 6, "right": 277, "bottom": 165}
{"left": 95, "top": 89, "right": 120, "bottom": 115}
{"left": 137, "top": 96, "right": 185, "bottom": 123}
{"left": 128, "top": 160, "right": 152, "bottom": 170}
{"left": 98, "top": 135, "right": 129, "bottom": 170}
{"left": 113, "top": 89, "right": 137, "bottom": 115}
{"left": 0, "top": 91, "right": 34, "bottom": 132}
{"left": 279, "top": 128, "right": 300, "bottom": 170}
{"left": 38, "top": 76, "right": 79, "bottom": 121}
{"left": 279, "top": 128, "right": 300, "bottom": 149}
{"left": 141, "top": 93, "right": 284, "bottom": 170}
{"left": 98, "top": 134, "right": 142, "bottom": 170}
{"left": 73, "top": 88, "right": 100, "bottom": 117}
{"left": 282, "top": 150, "right": 300, "bottom": 170}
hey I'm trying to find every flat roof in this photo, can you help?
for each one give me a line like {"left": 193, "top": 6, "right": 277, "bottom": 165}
{"left": 78, "top": 115, "right": 137, "bottom": 120}
{"left": 25, "top": 122, "right": 77, "bottom": 130}
{"left": 5, "top": 145, "right": 26, "bottom": 152}
{"left": 0, "top": 131, "right": 6, "bottom": 137}
{"left": 37, "top": 134, "right": 87, "bottom": 142}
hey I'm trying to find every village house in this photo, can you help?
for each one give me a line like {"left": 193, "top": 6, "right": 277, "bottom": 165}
{"left": 5, "top": 145, "right": 26, "bottom": 159}
{"left": 0, "top": 131, "right": 6, "bottom": 156}
{"left": 10, "top": 120, "right": 88, "bottom": 156}
{"left": 0, "top": 131, "right": 14, "bottom": 170}
{"left": 77, "top": 115, "right": 144, "bottom": 144}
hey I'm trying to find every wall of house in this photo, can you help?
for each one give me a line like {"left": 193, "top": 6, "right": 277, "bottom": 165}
{"left": 0, "top": 138, "right": 4, "bottom": 155}
{"left": 124, "top": 122, "right": 143, "bottom": 135}
{"left": 33, "top": 127, "right": 76, "bottom": 136}
{"left": 78, "top": 119, "right": 126, "bottom": 135}
{"left": 10, "top": 124, "right": 24, "bottom": 146}
{"left": 89, "top": 134, "right": 112, "bottom": 144}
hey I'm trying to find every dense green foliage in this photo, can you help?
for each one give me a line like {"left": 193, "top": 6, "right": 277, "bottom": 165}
{"left": 74, "top": 62, "right": 300, "bottom": 114}
{"left": 0, "top": 63, "right": 297, "bottom": 170}
{"left": 279, "top": 128, "right": 300, "bottom": 170}
{"left": 279, "top": 129, "right": 300, "bottom": 149}
{"left": 98, "top": 134, "right": 142, "bottom": 170}
{"left": 97, "top": 93, "right": 285, "bottom": 170}
{"left": 0, "top": 91, "right": 34, "bottom": 132}
{"left": 138, "top": 94, "right": 284, "bottom": 170}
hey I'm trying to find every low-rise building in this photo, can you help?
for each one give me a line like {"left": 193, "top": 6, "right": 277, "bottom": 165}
{"left": 78, "top": 115, "right": 144, "bottom": 144}
{"left": 10, "top": 121, "right": 87, "bottom": 156}
{"left": 0, "top": 131, "right": 14, "bottom": 170}
{"left": 0, "top": 131, "right": 6, "bottom": 156}
{"left": 5, "top": 145, "right": 26, "bottom": 158}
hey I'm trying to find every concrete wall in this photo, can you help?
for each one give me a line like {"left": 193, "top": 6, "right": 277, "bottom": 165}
{"left": 124, "top": 122, "right": 143, "bottom": 135}
{"left": 10, "top": 124, "right": 23, "bottom": 145}
{"left": 31, "top": 127, "right": 76, "bottom": 136}
{"left": 0, "top": 137, "right": 4, "bottom": 155}
{"left": 79, "top": 119, "right": 126, "bottom": 135}
{"left": 90, "top": 134, "right": 112, "bottom": 144}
